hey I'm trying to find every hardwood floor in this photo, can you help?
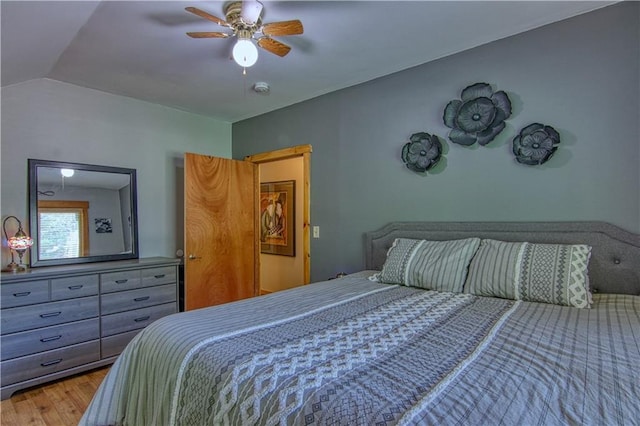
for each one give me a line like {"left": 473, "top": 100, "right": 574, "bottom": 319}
{"left": 0, "top": 367, "right": 109, "bottom": 426}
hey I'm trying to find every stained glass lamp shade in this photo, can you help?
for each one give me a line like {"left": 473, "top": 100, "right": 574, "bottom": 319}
{"left": 3, "top": 216, "right": 34, "bottom": 271}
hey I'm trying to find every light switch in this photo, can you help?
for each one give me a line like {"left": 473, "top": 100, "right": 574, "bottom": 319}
{"left": 313, "top": 226, "right": 320, "bottom": 238}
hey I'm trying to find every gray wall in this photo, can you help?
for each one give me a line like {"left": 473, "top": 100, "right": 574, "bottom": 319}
{"left": 233, "top": 2, "right": 640, "bottom": 282}
{"left": 1, "top": 78, "right": 232, "bottom": 265}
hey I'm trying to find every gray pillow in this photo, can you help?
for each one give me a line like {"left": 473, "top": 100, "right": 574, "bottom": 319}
{"left": 370, "top": 238, "right": 481, "bottom": 293}
{"left": 464, "top": 239, "right": 592, "bottom": 308}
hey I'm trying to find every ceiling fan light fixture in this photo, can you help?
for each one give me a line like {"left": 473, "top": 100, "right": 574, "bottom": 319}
{"left": 185, "top": 3, "right": 302, "bottom": 67}
{"left": 232, "top": 39, "right": 258, "bottom": 68}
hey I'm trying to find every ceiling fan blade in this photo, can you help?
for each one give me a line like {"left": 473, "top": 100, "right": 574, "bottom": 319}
{"left": 262, "top": 20, "right": 303, "bottom": 36}
{"left": 257, "top": 37, "right": 291, "bottom": 57}
{"left": 241, "top": 0, "right": 263, "bottom": 25}
{"left": 187, "top": 32, "right": 230, "bottom": 39}
{"left": 185, "top": 7, "right": 229, "bottom": 27}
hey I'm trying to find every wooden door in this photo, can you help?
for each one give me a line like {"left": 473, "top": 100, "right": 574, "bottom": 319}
{"left": 184, "top": 153, "right": 258, "bottom": 310}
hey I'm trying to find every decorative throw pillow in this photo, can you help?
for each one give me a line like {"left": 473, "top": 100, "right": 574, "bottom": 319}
{"left": 370, "top": 238, "right": 481, "bottom": 293}
{"left": 464, "top": 239, "right": 592, "bottom": 308}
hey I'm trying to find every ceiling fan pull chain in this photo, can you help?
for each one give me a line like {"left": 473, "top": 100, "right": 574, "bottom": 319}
{"left": 243, "top": 70, "right": 247, "bottom": 102}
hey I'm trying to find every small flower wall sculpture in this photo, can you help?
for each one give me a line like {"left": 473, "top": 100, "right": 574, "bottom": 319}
{"left": 512, "top": 123, "right": 560, "bottom": 165}
{"left": 401, "top": 132, "right": 443, "bottom": 173}
{"left": 443, "top": 82, "right": 512, "bottom": 146}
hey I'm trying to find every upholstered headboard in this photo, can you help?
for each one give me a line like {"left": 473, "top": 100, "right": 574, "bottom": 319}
{"left": 365, "top": 222, "right": 640, "bottom": 295}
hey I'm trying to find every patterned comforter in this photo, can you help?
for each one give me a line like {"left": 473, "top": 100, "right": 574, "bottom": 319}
{"left": 80, "top": 272, "right": 640, "bottom": 426}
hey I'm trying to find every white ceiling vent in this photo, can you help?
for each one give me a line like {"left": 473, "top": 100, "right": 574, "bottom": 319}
{"left": 253, "top": 81, "right": 270, "bottom": 95}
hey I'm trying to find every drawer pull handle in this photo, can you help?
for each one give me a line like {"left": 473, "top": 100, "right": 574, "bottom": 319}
{"left": 40, "top": 335, "right": 62, "bottom": 343}
{"left": 134, "top": 296, "right": 150, "bottom": 302}
{"left": 115, "top": 279, "right": 128, "bottom": 284}
{"left": 13, "top": 291, "right": 31, "bottom": 297}
{"left": 134, "top": 316, "right": 150, "bottom": 322}
{"left": 40, "top": 311, "right": 62, "bottom": 318}
{"left": 68, "top": 284, "right": 84, "bottom": 290}
{"left": 154, "top": 274, "right": 166, "bottom": 279}
{"left": 41, "top": 359, "right": 63, "bottom": 367}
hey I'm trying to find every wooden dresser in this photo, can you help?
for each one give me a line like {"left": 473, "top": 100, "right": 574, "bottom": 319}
{"left": 0, "top": 257, "right": 180, "bottom": 400}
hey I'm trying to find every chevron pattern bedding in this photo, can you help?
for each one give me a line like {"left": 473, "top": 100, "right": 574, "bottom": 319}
{"left": 80, "top": 271, "right": 640, "bottom": 426}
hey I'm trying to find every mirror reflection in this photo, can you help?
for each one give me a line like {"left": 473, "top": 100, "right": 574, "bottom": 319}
{"left": 29, "top": 159, "right": 138, "bottom": 267}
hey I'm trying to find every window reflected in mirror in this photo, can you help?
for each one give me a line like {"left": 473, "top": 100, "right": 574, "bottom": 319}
{"left": 38, "top": 200, "right": 89, "bottom": 260}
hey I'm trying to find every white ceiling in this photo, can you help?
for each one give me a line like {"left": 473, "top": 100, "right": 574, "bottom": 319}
{"left": 1, "top": 1, "right": 614, "bottom": 123}
{"left": 37, "top": 167, "right": 131, "bottom": 190}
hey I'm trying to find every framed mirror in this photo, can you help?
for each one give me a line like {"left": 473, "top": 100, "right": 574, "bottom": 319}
{"left": 28, "top": 159, "right": 139, "bottom": 267}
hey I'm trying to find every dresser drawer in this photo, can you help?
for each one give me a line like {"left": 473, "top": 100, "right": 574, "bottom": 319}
{"left": 101, "top": 270, "right": 142, "bottom": 293}
{"left": 101, "top": 329, "right": 141, "bottom": 359}
{"left": 0, "top": 340, "right": 100, "bottom": 386}
{"left": 1, "top": 296, "right": 99, "bottom": 335}
{"left": 101, "top": 302, "right": 176, "bottom": 337}
{"left": 1, "top": 280, "right": 49, "bottom": 308}
{"left": 51, "top": 275, "right": 98, "bottom": 300}
{"left": 1, "top": 318, "right": 99, "bottom": 360}
{"left": 101, "top": 284, "right": 176, "bottom": 315}
{"left": 141, "top": 266, "right": 177, "bottom": 287}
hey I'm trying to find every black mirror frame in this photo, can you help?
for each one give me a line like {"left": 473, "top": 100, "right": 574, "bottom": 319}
{"left": 28, "top": 159, "right": 139, "bottom": 268}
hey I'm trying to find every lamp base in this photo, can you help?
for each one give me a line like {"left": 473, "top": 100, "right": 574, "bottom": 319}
{"left": 2, "top": 262, "right": 26, "bottom": 273}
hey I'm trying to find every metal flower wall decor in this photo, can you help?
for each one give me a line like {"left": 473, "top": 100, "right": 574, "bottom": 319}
{"left": 443, "top": 82, "right": 512, "bottom": 146}
{"left": 401, "top": 132, "right": 443, "bottom": 173}
{"left": 396, "top": 82, "right": 564, "bottom": 175}
{"left": 512, "top": 123, "right": 560, "bottom": 165}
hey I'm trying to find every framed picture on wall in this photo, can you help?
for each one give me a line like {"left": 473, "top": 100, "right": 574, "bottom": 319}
{"left": 95, "top": 218, "right": 113, "bottom": 233}
{"left": 260, "top": 180, "right": 295, "bottom": 256}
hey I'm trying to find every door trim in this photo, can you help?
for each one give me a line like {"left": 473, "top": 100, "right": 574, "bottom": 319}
{"left": 245, "top": 144, "right": 312, "bottom": 284}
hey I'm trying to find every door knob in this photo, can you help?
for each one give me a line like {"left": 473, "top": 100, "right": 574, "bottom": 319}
{"left": 188, "top": 254, "right": 201, "bottom": 260}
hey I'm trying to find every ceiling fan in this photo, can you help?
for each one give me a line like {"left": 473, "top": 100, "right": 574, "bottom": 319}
{"left": 185, "top": 1, "right": 304, "bottom": 69}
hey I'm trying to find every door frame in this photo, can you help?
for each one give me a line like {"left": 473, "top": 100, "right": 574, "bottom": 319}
{"left": 245, "top": 144, "right": 312, "bottom": 284}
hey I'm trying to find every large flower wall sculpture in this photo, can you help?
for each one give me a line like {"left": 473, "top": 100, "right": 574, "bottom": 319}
{"left": 401, "top": 132, "right": 443, "bottom": 173}
{"left": 443, "top": 82, "right": 512, "bottom": 146}
{"left": 512, "top": 123, "right": 560, "bottom": 165}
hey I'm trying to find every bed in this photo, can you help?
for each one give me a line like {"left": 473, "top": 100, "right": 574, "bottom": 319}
{"left": 80, "top": 221, "right": 640, "bottom": 426}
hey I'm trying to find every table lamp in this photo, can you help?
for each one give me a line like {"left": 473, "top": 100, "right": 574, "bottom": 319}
{"left": 3, "top": 215, "right": 34, "bottom": 272}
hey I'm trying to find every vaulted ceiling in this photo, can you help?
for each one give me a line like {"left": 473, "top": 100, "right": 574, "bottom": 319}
{"left": 1, "top": 1, "right": 614, "bottom": 122}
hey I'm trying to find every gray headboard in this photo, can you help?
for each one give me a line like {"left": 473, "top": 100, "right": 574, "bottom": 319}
{"left": 365, "top": 221, "right": 640, "bottom": 295}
